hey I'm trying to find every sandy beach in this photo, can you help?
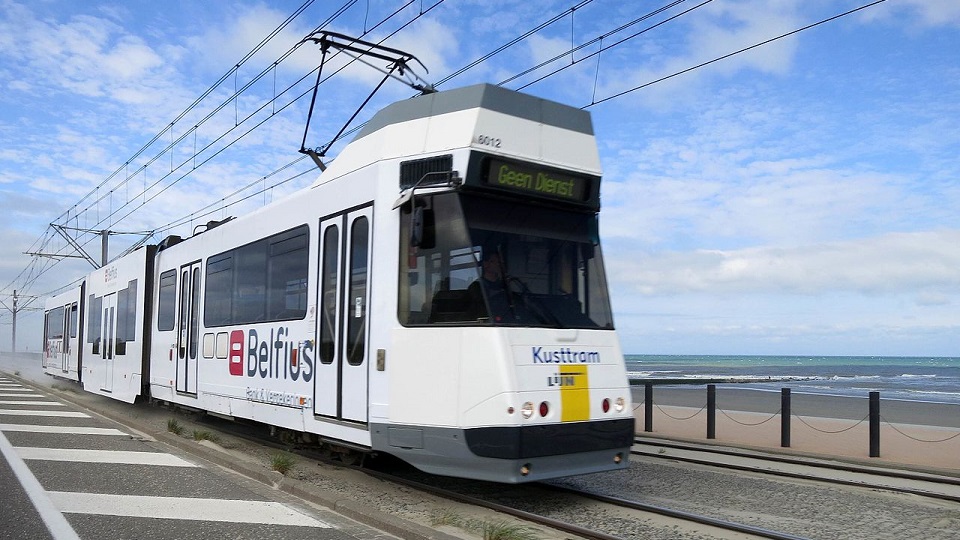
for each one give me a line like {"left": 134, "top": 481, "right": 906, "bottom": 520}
{"left": 632, "top": 385, "right": 960, "bottom": 472}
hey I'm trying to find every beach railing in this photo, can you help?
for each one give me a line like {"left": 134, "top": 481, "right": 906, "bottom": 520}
{"left": 637, "top": 383, "right": 960, "bottom": 464}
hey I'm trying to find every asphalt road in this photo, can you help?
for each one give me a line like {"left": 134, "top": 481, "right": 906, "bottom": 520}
{"left": 0, "top": 355, "right": 392, "bottom": 540}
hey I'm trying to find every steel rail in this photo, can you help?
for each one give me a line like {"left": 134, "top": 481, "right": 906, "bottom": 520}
{"left": 634, "top": 438, "right": 960, "bottom": 503}
{"left": 543, "top": 483, "right": 809, "bottom": 540}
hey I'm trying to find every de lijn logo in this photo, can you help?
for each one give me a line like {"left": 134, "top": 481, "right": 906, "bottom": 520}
{"left": 229, "top": 327, "right": 314, "bottom": 382}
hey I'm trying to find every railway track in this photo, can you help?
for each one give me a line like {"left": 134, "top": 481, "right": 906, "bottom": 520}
{"left": 633, "top": 436, "right": 960, "bottom": 503}
{"left": 189, "top": 411, "right": 810, "bottom": 539}
{"left": 362, "top": 464, "right": 811, "bottom": 540}
{"left": 195, "top": 408, "right": 960, "bottom": 539}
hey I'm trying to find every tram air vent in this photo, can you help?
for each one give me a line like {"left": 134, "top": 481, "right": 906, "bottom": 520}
{"left": 399, "top": 154, "right": 453, "bottom": 190}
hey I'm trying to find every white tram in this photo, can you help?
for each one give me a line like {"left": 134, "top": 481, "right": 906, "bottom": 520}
{"left": 42, "top": 83, "right": 635, "bottom": 482}
{"left": 42, "top": 285, "right": 83, "bottom": 380}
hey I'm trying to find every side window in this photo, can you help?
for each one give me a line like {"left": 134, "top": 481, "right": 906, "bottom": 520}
{"left": 70, "top": 303, "right": 79, "bottom": 339}
{"left": 319, "top": 225, "right": 338, "bottom": 365}
{"left": 117, "top": 286, "right": 129, "bottom": 356}
{"left": 179, "top": 270, "right": 189, "bottom": 358}
{"left": 204, "top": 254, "right": 233, "bottom": 327}
{"left": 115, "top": 279, "right": 138, "bottom": 355}
{"left": 157, "top": 270, "right": 177, "bottom": 331}
{"left": 190, "top": 269, "right": 200, "bottom": 359}
{"left": 346, "top": 217, "right": 368, "bottom": 366}
{"left": 46, "top": 306, "right": 65, "bottom": 340}
{"left": 87, "top": 294, "right": 102, "bottom": 355}
{"left": 203, "top": 225, "right": 309, "bottom": 327}
{"left": 267, "top": 228, "right": 308, "bottom": 319}
{"left": 234, "top": 240, "right": 267, "bottom": 324}
{"left": 398, "top": 194, "right": 480, "bottom": 325}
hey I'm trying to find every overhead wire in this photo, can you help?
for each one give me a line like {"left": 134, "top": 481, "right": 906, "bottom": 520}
{"left": 434, "top": 0, "right": 596, "bottom": 88}
{"left": 10, "top": 0, "right": 433, "bottom": 295}
{"left": 9, "top": 0, "right": 890, "bottom": 307}
{"left": 4, "top": 0, "right": 350, "bottom": 298}
{"left": 582, "top": 0, "right": 888, "bottom": 108}
{"left": 507, "top": 0, "right": 706, "bottom": 90}
{"left": 55, "top": 0, "right": 331, "bottom": 227}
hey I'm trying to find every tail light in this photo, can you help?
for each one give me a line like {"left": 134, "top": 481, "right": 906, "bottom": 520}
{"left": 602, "top": 398, "right": 611, "bottom": 413}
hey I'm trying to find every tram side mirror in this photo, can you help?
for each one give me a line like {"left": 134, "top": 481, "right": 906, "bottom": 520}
{"left": 411, "top": 207, "right": 423, "bottom": 246}
{"left": 410, "top": 206, "right": 435, "bottom": 249}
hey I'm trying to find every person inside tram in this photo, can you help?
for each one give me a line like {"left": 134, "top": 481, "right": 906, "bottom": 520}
{"left": 468, "top": 250, "right": 512, "bottom": 322}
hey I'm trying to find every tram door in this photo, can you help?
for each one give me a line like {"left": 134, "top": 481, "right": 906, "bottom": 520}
{"left": 315, "top": 207, "right": 373, "bottom": 424}
{"left": 61, "top": 303, "right": 76, "bottom": 372}
{"left": 100, "top": 294, "right": 117, "bottom": 392}
{"left": 176, "top": 262, "right": 201, "bottom": 395}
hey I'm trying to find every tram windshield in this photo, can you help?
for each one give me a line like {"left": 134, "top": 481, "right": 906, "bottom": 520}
{"left": 399, "top": 192, "right": 614, "bottom": 329}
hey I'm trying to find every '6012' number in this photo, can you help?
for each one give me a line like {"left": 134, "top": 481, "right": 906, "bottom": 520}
{"left": 475, "top": 135, "right": 502, "bottom": 148}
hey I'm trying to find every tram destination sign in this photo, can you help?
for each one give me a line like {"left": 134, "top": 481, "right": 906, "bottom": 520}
{"left": 484, "top": 158, "right": 590, "bottom": 203}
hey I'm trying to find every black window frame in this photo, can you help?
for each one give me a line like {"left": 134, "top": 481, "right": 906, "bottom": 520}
{"left": 157, "top": 270, "right": 177, "bottom": 331}
{"left": 203, "top": 224, "right": 310, "bottom": 328}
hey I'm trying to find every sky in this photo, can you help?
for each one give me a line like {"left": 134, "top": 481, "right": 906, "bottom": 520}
{"left": 0, "top": 0, "right": 958, "bottom": 357}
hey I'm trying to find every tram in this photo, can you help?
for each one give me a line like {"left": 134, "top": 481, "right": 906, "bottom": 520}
{"left": 42, "top": 82, "right": 635, "bottom": 483}
{"left": 42, "top": 285, "right": 83, "bottom": 381}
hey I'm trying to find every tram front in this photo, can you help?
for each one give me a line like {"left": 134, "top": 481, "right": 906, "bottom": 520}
{"left": 388, "top": 150, "right": 635, "bottom": 483}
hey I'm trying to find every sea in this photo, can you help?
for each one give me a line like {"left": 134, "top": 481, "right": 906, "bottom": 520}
{"left": 625, "top": 355, "right": 960, "bottom": 405}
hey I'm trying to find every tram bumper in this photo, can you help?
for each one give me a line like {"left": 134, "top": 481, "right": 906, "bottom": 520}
{"left": 371, "top": 418, "right": 634, "bottom": 483}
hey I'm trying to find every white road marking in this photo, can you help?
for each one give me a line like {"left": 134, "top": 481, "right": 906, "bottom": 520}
{"left": 0, "top": 401, "right": 65, "bottom": 406}
{"left": 0, "top": 393, "right": 43, "bottom": 397}
{"left": 0, "top": 409, "right": 89, "bottom": 417}
{"left": 15, "top": 447, "right": 199, "bottom": 467}
{"left": 0, "top": 432, "right": 81, "bottom": 540}
{"left": 0, "top": 424, "right": 127, "bottom": 436}
{"left": 47, "top": 492, "right": 331, "bottom": 527}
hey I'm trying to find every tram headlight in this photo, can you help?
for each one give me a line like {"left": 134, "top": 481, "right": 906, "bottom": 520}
{"left": 615, "top": 397, "right": 625, "bottom": 413}
{"left": 521, "top": 402, "right": 535, "bottom": 419}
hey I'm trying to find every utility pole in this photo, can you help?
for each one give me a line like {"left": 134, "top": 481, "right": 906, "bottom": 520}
{"left": 11, "top": 289, "right": 16, "bottom": 354}
{"left": 2, "top": 290, "right": 38, "bottom": 355}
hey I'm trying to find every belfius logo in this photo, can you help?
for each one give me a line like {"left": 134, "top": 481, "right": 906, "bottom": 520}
{"left": 228, "top": 327, "right": 315, "bottom": 382}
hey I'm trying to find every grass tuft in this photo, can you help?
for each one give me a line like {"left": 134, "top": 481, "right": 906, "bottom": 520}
{"left": 271, "top": 452, "right": 296, "bottom": 475}
{"left": 166, "top": 418, "right": 184, "bottom": 436}
{"left": 468, "top": 519, "right": 539, "bottom": 540}
{"left": 192, "top": 430, "right": 219, "bottom": 443}
{"left": 430, "top": 509, "right": 464, "bottom": 528}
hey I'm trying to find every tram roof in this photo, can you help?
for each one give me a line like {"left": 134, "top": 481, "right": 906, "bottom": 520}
{"left": 354, "top": 83, "right": 594, "bottom": 141}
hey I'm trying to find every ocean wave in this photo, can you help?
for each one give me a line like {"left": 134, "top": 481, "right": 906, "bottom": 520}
{"left": 829, "top": 375, "right": 880, "bottom": 381}
{"left": 906, "top": 389, "right": 960, "bottom": 397}
{"left": 628, "top": 373, "right": 824, "bottom": 384}
{"left": 899, "top": 374, "right": 938, "bottom": 379}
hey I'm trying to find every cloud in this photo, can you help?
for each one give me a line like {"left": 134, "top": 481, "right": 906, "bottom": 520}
{"left": 607, "top": 229, "right": 960, "bottom": 297}
{"left": 862, "top": 0, "right": 960, "bottom": 28}
{"left": 186, "top": 3, "right": 313, "bottom": 74}
{"left": 591, "top": 0, "right": 804, "bottom": 109}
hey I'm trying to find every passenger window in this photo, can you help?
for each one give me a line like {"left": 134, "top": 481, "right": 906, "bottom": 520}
{"left": 346, "top": 217, "right": 368, "bottom": 366}
{"left": 157, "top": 270, "right": 177, "bottom": 331}
{"left": 203, "top": 225, "right": 309, "bottom": 327}
{"left": 319, "top": 225, "right": 339, "bottom": 365}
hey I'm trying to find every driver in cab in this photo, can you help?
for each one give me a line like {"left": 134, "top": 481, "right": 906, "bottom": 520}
{"left": 468, "top": 251, "right": 512, "bottom": 322}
